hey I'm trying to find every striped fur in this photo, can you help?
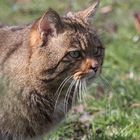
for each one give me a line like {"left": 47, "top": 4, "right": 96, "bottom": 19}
{"left": 0, "top": 1, "right": 104, "bottom": 140}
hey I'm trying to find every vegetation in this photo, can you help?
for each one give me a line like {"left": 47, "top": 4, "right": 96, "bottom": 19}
{"left": 0, "top": 0, "right": 140, "bottom": 139}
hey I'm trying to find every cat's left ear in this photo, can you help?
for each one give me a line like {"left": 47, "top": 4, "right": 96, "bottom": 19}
{"left": 67, "top": 0, "right": 100, "bottom": 24}
{"left": 38, "top": 9, "right": 63, "bottom": 37}
{"left": 30, "top": 9, "right": 63, "bottom": 47}
{"left": 77, "top": 0, "right": 100, "bottom": 23}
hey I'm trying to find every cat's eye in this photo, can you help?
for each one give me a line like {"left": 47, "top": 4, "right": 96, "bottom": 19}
{"left": 69, "top": 51, "right": 81, "bottom": 58}
{"left": 93, "top": 47, "right": 99, "bottom": 55}
{"left": 93, "top": 47, "right": 104, "bottom": 56}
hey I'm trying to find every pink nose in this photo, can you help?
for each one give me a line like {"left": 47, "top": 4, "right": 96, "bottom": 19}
{"left": 89, "top": 60, "right": 99, "bottom": 73}
{"left": 90, "top": 64, "right": 99, "bottom": 73}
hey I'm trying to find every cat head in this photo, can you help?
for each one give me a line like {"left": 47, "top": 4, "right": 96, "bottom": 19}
{"left": 29, "top": 0, "right": 104, "bottom": 90}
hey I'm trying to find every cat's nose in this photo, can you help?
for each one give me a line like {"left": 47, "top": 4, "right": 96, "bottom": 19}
{"left": 84, "top": 58, "right": 99, "bottom": 74}
{"left": 90, "top": 64, "right": 99, "bottom": 73}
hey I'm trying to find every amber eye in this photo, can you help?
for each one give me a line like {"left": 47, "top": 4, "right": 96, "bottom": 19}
{"left": 69, "top": 51, "right": 81, "bottom": 58}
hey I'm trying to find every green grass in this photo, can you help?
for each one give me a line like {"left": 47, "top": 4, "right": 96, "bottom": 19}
{"left": 0, "top": 0, "right": 140, "bottom": 140}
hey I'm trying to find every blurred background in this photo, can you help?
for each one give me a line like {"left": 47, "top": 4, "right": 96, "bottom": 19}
{"left": 0, "top": 0, "right": 140, "bottom": 139}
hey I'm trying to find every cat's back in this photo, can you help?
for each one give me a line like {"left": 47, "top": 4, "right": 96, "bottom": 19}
{"left": 0, "top": 24, "right": 30, "bottom": 46}
{"left": 0, "top": 24, "right": 31, "bottom": 66}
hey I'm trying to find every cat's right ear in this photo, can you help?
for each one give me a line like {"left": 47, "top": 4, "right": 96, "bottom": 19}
{"left": 30, "top": 9, "right": 63, "bottom": 48}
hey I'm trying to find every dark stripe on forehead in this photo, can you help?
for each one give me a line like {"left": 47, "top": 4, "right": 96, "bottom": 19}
{"left": 80, "top": 34, "right": 89, "bottom": 50}
{"left": 63, "top": 17, "right": 87, "bottom": 33}
{"left": 62, "top": 17, "right": 95, "bottom": 50}
{"left": 89, "top": 32, "right": 103, "bottom": 48}
{"left": 62, "top": 16, "right": 103, "bottom": 48}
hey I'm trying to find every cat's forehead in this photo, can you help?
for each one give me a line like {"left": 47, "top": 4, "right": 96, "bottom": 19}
{"left": 63, "top": 23, "right": 102, "bottom": 50}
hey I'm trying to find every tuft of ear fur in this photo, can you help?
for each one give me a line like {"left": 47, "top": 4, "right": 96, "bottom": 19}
{"left": 30, "top": 9, "right": 63, "bottom": 48}
{"left": 38, "top": 9, "right": 63, "bottom": 36}
{"left": 67, "top": 0, "right": 100, "bottom": 24}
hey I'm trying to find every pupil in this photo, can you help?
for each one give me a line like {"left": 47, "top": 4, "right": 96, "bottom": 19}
{"left": 74, "top": 52, "right": 78, "bottom": 56}
{"left": 70, "top": 51, "right": 80, "bottom": 58}
{"left": 94, "top": 48, "right": 98, "bottom": 55}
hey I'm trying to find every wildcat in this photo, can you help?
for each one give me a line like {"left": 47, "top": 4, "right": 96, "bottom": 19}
{"left": 0, "top": 0, "right": 104, "bottom": 139}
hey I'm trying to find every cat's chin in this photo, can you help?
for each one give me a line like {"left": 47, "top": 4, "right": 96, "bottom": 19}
{"left": 86, "top": 73, "right": 100, "bottom": 85}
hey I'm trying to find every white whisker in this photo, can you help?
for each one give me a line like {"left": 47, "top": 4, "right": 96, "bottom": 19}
{"left": 64, "top": 80, "right": 76, "bottom": 114}
{"left": 72, "top": 80, "right": 80, "bottom": 107}
{"left": 83, "top": 79, "right": 88, "bottom": 94}
{"left": 82, "top": 79, "right": 86, "bottom": 104}
{"left": 54, "top": 76, "right": 73, "bottom": 110}
{"left": 78, "top": 80, "right": 82, "bottom": 103}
